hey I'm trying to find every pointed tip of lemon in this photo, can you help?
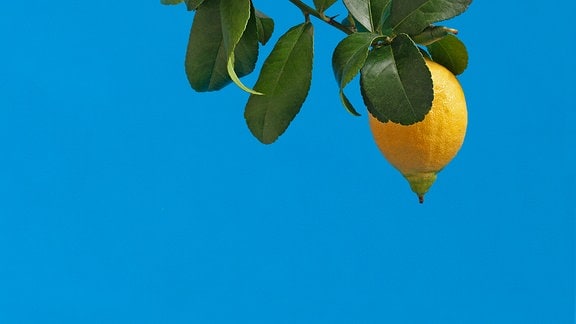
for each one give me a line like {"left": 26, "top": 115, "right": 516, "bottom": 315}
{"left": 404, "top": 172, "right": 437, "bottom": 204}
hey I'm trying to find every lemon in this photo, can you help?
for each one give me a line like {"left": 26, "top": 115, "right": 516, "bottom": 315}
{"left": 369, "top": 59, "right": 468, "bottom": 203}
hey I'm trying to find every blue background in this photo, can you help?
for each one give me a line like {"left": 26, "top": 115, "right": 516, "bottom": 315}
{"left": 1, "top": 1, "right": 574, "bottom": 323}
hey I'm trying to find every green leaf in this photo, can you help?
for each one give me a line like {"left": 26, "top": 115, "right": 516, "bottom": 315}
{"left": 370, "top": 0, "right": 391, "bottom": 33}
{"left": 427, "top": 34, "right": 468, "bottom": 75}
{"left": 341, "top": 15, "right": 369, "bottom": 32}
{"left": 313, "top": 0, "right": 337, "bottom": 13}
{"left": 255, "top": 9, "right": 274, "bottom": 45}
{"left": 411, "top": 25, "right": 455, "bottom": 45}
{"left": 244, "top": 23, "right": 314, "bottom": 144}
{"left": 332, "top": 32, "right": 385, "bottom": 116}
{"left": 220, "top": 0, "right": 261, "bottom": 95}
{"left": 186, "top": 0, "right": 204, "bottom": 10}
{"left": 220, "top": 0, "right": 249, "bottom": 56}
{"left": 360, "top": 33, "right": 433, "bottom": 124}
{"left": 234, "top": 9, "right": 260, "bottom": 73}
{"left": 343, "top": 0, "right": 393, "bottom": 33}
{"left": 185, "top": 0, "right": 258, "bottom": 92}
{"left": 419, "top": 46, "right": 431, "bottom": 59}
{"left": 385, "top": 0, "right": 472, "bottom": 35}
{"left": 343, "top": 0, "right": 372, "bottom": 32}
{"left": 338, "top": 92, "right": 359, "bottom": 116}
{"left": 161, "top": 0, "right": 184, "bottom": 5}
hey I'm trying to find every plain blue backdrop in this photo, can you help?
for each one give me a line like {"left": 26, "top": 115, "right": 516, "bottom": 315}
{"left": 1, "top": 1, "right": 574, "bottom": 323}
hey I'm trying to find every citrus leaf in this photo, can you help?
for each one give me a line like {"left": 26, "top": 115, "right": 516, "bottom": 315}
{"left": 411, "top": 25, "right": 455, "bottom": 45}
{"left": 313, "top": 0, "right": 337, "bottom": 13}
{"left": 221, "top": 0, "right": 261, "bottom": 95}
{"left": 185, "top": 0, "right": 258, "bottom": 92}
{"left": 341, "top": 14, "right": 370, "bottom": 32}
{"left": 332, "top": 32, "right": 385, "bottom": 116}
{"left": 333, "top": 32, "right": 384, "bottom": 86}
{"left": 385, "top": 0, "right": 472, "bottom": 35}
{"left": 234, "top": 10, "right": 260, "bottom": 75}
{"left": 185, "top": 0, "right": 228, "bottom": 91}
{"left": 186, "top": 0, "right": 204, "bottom": 10}
{"left": 370, "top": 0, "right": 391, "bottom": 33}
{"left": 161, "top": 0, "right": 184, "bottom": 5}
{"left": 360, "top": 33, "right": 433, "bottom": 125}
{"left": 419, "top": 46, "right": 431, "bottom": 59}
{"left": 244, "top": 23, "right": 314, "bottom": 144}
{"left": 339, "top": 91, "right": 360, "bottom": 116}
{"left": 343, "top": 0, "right": 372, "bottom": 32}
{"left": 220, "top": 0, "right": 250, "bottom": 55}
{"left": 427, "top": 33, "right": 468, "bottom": 75}
{"left": 255, "top": 9, "right": 274, "bottom": 45}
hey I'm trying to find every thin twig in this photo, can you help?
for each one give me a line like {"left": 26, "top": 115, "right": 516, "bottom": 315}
{"left": 288, "top": 0, "right": 354, "bottom": 35}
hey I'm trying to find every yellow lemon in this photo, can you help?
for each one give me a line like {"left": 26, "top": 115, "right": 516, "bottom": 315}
{"left": 369, "top": 59, "right": 467, "bottom": 203}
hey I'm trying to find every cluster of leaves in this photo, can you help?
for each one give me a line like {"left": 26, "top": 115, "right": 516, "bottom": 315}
{"left": 162, "top": 0, "right": 471, "bottom": 144}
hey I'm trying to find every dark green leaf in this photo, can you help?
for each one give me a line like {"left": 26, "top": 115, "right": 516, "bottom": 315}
{"left": 419, "top": 46, "right": 431, "bottom": 59}
{"left": 360, "top": 34, "right": 433, "bottom": 124}
{"left": 185, "top": 0, "right": 227, "bottom": 91}
{"left": 333, "top": 33, "right": 381, "bottom": 92}
{"left": 220, "top": 0, "right": 249, "bottom": 53}
{"left": 339, "top": 92, "right": 360, "bottom": 116}
{"left": 313, "top": 0, "right": 337, "bottom": 12}
{"left": 244, "top": 23, "right": 314, "bottom": 144}
{"left": 343, "top": 0, "right": 372, "bottom": 32}
{"left": 161, "top": 0, "right": 184, "bottom": 5}
{"left": 370, "top": 0, "right": 391, "bottom": 33}
{"left": 343, "top": 0, "right": 394, "bottom": 33}
{"left": 427, "top": 34, "right": 468, "bottom": 75}
{"left": 186, "top": 0, "right": 205, "bottom": 10}
{"left": 234, "top": 9, "right": 260, "bottom": 76}
{"left": 255, "top": 9, "right": 274, "bottom": 45}
{"left": 332, "top": 32, "right": 385, "bottom": 116}
{"left": 185, "top": 0, "right": 258, "bottom": 92}
{"left": 341, "top": 14, "right": 355, "bottom": 28}
{"left": 385, "top": 0, "right": 472, "bottom": 35}
{"left": 341, "top": 15, "right": 370, "bottom": 32}
{"left": 411, "top": 25, "right": 455, "bottom": 45}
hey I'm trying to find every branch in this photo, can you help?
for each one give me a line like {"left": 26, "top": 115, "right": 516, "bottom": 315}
{"left": 288, "top": 0, "right": 354, "bottom": 35}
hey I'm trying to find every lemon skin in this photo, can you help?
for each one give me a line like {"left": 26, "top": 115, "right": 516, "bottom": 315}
{"left": 369, "top": 59, "right": 468, "bottom": 203}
